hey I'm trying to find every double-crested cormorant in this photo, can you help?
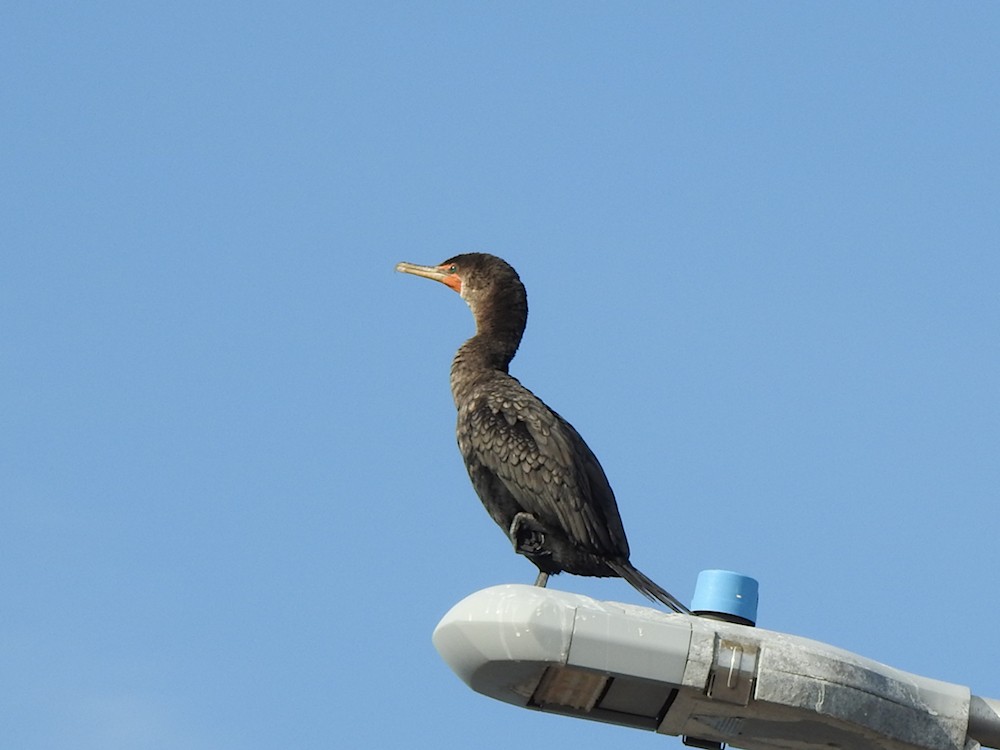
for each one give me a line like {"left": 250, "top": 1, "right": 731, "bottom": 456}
{"left": 396, "top": 253, "right": 688, "bottom": 613}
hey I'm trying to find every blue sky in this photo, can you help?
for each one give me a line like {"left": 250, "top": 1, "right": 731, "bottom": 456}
{"left": 3, "top": 3, "right": 998, "bottom": 748}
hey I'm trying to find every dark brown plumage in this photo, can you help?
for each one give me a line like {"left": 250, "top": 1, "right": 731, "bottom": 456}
{"left": 396, "top": 253, "right": 687, "bottom": 613}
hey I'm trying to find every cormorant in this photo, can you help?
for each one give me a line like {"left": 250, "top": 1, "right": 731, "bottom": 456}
{"left": 396, "top": 253, "right": 688, "bottom": 613}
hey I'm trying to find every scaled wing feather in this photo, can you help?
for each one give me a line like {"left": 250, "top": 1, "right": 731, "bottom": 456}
{"left": 461, "top": 389, "right": 629, "bottom": 559}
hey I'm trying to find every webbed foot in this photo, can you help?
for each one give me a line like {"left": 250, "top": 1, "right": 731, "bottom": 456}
{"left": 509, "top": 511, "right": 548, "bottom": 555}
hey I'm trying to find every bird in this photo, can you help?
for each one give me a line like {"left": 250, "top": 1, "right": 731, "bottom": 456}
{"left": 396, "top": 253, "right": 688, "bottom": 613}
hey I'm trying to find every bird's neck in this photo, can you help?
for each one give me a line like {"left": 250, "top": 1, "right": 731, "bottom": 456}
{"left": 449, "top": 333, "right": 518, "bottom": 403}
{"left": 449, "top": 289, "right": 527, "bottom": 405}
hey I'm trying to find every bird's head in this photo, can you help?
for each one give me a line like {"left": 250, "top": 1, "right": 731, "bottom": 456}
{"left": 395, "top": 253, "right": 527, "bottom": 331}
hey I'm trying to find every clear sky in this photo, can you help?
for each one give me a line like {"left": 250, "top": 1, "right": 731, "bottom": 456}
{"left": 3, "top": 3, "right": 998, "bottom": 748}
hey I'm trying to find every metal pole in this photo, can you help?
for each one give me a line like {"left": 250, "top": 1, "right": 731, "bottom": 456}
{"left": 968, "top": 695, "right": 1000, "bottom": 749}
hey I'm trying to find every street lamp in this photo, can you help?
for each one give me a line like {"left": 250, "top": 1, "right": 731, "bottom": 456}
{"left": 433, "top": 583, "right": 1000, "bottom": 750}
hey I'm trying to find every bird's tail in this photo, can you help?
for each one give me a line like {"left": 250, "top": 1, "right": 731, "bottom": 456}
{"left": 609, "top": 561, "right": 690, "bottom": 614}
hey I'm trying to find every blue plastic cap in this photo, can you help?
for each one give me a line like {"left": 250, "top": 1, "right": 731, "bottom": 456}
{"left": 690, "top": 569, "right": 759, "bottom": 625}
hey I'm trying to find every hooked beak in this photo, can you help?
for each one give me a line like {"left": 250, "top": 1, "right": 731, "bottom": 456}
{"left": 395, "top": 261, "right": 462, "bottom": 294}
{"left": 395, "top": 261, "right": 449, "bottom": 283}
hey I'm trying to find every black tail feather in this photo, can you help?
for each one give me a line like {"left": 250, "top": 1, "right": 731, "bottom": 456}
{"left": 608, "top": 561, "right": 690, "bottom": 614}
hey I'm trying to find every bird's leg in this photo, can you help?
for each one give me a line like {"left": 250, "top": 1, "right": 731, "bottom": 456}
{"left": 511, "top": 514, "right": 555, "bottom": 587}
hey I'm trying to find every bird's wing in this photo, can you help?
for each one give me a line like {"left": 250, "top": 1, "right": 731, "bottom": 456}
{"left": 461, "top": 388, "right": 630, "bottom": 558}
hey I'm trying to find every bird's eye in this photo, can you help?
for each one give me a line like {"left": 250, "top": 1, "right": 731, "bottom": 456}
{"left": 447, "top": 264, "right": 457, "bottom": 273}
